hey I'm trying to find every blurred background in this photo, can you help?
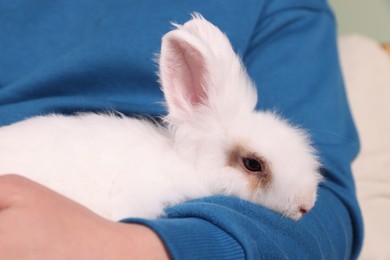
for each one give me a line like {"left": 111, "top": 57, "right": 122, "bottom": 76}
{"left": 329, "top": 0, "right": 390, "bottom": 42}
{"left": 329, "top": 1, "right": 390, "bottom": 259}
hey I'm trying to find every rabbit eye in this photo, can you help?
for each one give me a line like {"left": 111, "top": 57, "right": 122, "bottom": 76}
{"left": 228, "top": 146, "right": 272, "bottom": 188}
{"left": 242, "top": 157, "right": 263, "bottom": 173}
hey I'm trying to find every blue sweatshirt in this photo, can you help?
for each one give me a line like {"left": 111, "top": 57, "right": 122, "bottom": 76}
{"left": 0, "top": 0, "right": 363, "bottom": 259}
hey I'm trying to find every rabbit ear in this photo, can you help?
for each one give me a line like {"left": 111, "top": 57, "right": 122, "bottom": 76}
{"left": 159, "top": 14, "right": 258, "bottom": 123}
{"left": 159, "top": 29, "right": 214, "bottom": 121}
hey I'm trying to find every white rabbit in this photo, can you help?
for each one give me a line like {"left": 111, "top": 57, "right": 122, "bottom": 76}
{"left": 0, "top": 14, "right": 322, "bottom": 221}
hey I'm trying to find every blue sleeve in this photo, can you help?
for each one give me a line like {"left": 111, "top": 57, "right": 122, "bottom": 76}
{"left": 122, "top": 2, "right": 364, "bottom": 259}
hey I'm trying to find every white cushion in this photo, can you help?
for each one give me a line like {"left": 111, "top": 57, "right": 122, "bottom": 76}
{"left": 339, "top": 34, "right": 390, "bottom": 260}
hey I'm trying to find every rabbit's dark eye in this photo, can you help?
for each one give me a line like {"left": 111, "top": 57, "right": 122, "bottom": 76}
{"left": 242, "top": 157, "right": 263, "bottom": 172}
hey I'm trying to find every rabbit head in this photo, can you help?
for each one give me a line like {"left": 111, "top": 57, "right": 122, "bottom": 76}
{"left": 159, "top": 14, "right": 322, "bottom": 220}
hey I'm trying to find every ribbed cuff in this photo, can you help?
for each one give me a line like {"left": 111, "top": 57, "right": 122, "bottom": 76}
{"left": 121, "top": 217, "right": 245, "bottom": 260}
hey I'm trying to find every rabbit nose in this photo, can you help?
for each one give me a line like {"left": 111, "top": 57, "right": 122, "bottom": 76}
{"left": 299, "top": 207, "right": 308, "bottom": 214}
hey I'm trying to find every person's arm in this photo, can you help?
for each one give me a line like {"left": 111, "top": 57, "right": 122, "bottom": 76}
{"left": 121, "top": 2, "right": 364, "bottom": 259}
{"left": 0, "top": 174, "right": 169, "bottom": 260}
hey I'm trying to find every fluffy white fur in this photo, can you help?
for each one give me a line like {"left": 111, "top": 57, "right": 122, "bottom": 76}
{"left": 0, "top": 14, "right": 322, "bottom": 221}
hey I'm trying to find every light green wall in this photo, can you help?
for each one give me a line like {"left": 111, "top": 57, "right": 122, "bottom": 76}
{"left": 329, "top": 0, "right": 390, "bottom": 42}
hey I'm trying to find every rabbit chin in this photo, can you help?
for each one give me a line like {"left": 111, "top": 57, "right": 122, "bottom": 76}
{"left": 253, "top": 186, "right": 319, "bottom": 220}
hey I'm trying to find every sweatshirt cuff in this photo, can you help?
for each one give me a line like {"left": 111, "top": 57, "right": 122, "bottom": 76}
{"left": 121, "top": 217, "right": 245, "bottom": 260}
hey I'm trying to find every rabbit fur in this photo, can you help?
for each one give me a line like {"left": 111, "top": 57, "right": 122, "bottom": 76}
{"left": 0, "top": 14, "right": 322, "bottom": 221}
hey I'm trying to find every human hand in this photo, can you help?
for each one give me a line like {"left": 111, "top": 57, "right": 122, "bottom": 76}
{"left": 0, "top": 174, "right": 169, "bottom": 260}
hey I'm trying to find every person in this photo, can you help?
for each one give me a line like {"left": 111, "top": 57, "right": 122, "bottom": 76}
{"left": 0, "top": 0, "right": 363, "bottom": 259}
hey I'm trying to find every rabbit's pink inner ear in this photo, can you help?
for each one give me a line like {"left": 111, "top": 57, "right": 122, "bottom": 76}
{"left": 163, "top": 39, "right": 208, "bottom": 112}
